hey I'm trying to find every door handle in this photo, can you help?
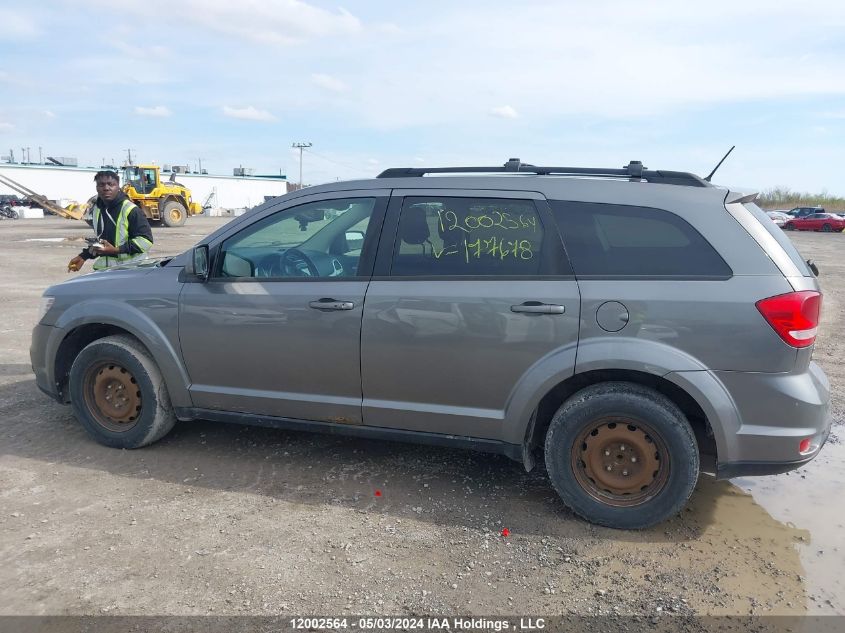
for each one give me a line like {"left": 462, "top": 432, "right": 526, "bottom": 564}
{"left": 510, "top": 302, "right": 566, "bottom": 314}
{"left": 309, "top": 299, "right": 355, "bottom": 311}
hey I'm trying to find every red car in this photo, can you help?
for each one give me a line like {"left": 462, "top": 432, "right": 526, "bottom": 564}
{"left": 783, "top": 213, "right": 845, "bottom": 232}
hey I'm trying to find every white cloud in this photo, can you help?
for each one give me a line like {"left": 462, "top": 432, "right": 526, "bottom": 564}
{"left": 367, "top": 158, "right": 380, "bottom": 165}
{"left": 44, "top": 110, "right": 56, "bottom": 118}
{"left": 111, "top": 40, "right": 170, "bottom": 60}
{"left": 308, "top": 1, "right": 845, "bottom": 129}
{"left": 311, "top": 73, "right": 347, "bottom": 92}
{"left": 0, "top": 122, "right": 14, "bottom": 133}
{"left": 90, "top": 0, "right": 362, "bottom": 45}
{"left": 0, "top": 9, "right": 40, "bottom": 40}
{"left": 373, "top": 22, "right": 403, "bottom": 36}
{"left": 222, "top": 105, "right": 277, "bottom": 122}
{"left": 134, "top": 105, "right": 172, "bottom": 118}
{"left": 490, "top": 105, "right": 519, "bottom": 119}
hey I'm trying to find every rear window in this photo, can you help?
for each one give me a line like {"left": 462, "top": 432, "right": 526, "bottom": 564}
{"left": 549, "top": 201, "right": 731, "bottom": 278}
{"left": 743, "top": 202, "right": 813, "bottom": 277}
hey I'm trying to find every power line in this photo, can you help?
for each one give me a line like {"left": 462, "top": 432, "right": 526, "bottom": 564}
{"left": 303, "top": 148, "right": 373, "bottom": 175}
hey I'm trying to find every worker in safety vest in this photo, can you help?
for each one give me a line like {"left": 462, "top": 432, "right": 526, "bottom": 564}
{"left": 68, "top": 170, "right": 153, "bottom": 272}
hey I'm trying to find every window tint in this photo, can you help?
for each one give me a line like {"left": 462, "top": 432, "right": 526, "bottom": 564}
{"left": 390, "top": 197, "right": 570, "bottom": 277}
{"left": 742, "top": 202, "right": 812, "bottom": 277}
{"left": 549, "top": 201, "right": 731, "bottom": 278}
{"left": 217, "top": 197, "right": 376, "bottom": 279}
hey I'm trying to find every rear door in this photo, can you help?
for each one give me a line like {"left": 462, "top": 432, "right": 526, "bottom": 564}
{"left": 360, "top": 189, "right": 580, "bottom": 440}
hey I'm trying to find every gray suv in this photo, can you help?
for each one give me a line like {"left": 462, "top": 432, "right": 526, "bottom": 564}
{"left": 31, "top": 159, "right": 831, "bottom": 529}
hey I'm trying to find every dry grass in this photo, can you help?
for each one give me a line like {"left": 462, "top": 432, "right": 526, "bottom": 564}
{"left": 757, "top": 187, "right": 845, "bottom": 211}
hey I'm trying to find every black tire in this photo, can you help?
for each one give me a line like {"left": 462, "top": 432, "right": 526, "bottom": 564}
{"left": 544, "top": 382, "right": 699, "bottom": 530}
{"left": 68, "top": 335, "right": 176, "bottom": 449}
{"left": 161, "top": 200, "right": 187, "bottom": 227}
{"left": 784, "top": 222, "right": 794, "bottom": 231}
{"left": 822, "top": 224, "right": 832, "bottom": 232}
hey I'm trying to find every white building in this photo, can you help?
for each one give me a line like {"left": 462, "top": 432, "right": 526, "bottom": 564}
{"left": 0, "top": 163, "right": 289, "bottom": 211}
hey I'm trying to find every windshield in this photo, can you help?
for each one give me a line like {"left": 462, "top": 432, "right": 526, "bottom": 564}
{"left": 124, "top": 167, "right": 142, "bottom": 192}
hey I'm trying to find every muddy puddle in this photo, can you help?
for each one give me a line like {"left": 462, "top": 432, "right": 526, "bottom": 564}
{"left": 729, "top": 436, "right": 845, "bottom": 614}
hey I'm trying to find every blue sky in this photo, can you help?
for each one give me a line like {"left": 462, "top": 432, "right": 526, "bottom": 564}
{"left": 1, "top": 0, "right": 845, "bottom": 193}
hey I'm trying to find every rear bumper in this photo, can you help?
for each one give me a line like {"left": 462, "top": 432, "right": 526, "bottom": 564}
{"left": 717, "top": 452, "right": 824, "bottom": 479}
{"left": 712, "top": 361, "right": 831, "bottom": 478}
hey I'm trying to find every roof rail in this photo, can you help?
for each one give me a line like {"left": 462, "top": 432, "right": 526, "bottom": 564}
{"left": 377, "top": 158, "right": 709, "bottom": 187}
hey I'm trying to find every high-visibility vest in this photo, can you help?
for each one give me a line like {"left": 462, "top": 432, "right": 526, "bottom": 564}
{"left": 93, "top": 199, "right": 153, "bottom": 270}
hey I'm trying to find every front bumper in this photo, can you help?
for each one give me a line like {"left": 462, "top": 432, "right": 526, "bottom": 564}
{"left": 30, "top": 323, "right": 61, "bottom": 402}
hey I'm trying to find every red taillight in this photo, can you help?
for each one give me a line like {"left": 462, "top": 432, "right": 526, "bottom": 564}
{"left": 798, "top": 438, "right": 812, "bottom": 454}
{"left": 755, "top": 291, "right": 821, "bottom": 348}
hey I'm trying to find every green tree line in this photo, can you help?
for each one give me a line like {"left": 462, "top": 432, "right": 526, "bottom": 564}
{"left": 757, "top": 187, "right": 845, "bottom": 211}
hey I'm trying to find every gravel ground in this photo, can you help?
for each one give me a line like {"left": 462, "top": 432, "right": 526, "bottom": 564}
{"left": 0, "top": 217, "right": 842, "bottom": 623}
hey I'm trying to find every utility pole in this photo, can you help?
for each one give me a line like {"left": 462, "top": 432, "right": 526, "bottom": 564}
{"left": 38, "top": 146, "right": 42, "bottom": 164}
{"left": 125, "top": 148, "right": 135, "bottom": 165}
{"left": 26, "top": 147, "right": 31, "bottom": 163}
{"left": 292, "top": 142, "right": 312, "bottom": 188}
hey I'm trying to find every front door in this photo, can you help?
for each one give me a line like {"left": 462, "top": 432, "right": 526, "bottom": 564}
{"left": 361, "top": 190, "right": 581, "bottom": 440}
{"left": 179, "top": 192, "right": 387, "bottom": 423}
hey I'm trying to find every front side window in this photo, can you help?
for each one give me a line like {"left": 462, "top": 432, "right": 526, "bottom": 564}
{"left": 549, "top": 201, "right": 732, "bottom": 278}
{"left": 216, "top": 197, "right": 377, "bottom": 279}
{"left": 390, "top": 196, "right": 569, "bottom": 276}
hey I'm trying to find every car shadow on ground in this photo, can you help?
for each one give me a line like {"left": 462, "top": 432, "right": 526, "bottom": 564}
{"left": 0, "top": 376, "right": 783, "bottom": 545}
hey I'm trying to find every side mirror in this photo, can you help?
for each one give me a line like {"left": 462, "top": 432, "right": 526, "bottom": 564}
{"left": 186, "top": 245, "right": 209, "bottom": 281}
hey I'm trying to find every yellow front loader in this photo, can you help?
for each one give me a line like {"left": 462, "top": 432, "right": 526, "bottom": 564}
{"left": 0, "top": 173, "right": 88, "bottom": 221}
{"left": 122, "top": 165, "right": 203, "bottom": 227}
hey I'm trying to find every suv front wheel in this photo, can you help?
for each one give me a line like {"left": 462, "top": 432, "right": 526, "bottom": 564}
{"left": 69, "top": 335, "right": 177, "bottom": 448}
{"left": 544, "top": 382, "right": 699, "bottom": 529}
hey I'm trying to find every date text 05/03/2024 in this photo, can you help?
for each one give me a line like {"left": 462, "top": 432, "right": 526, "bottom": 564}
{"left": 289, "top": 617, "right": 547, "bottom": 631}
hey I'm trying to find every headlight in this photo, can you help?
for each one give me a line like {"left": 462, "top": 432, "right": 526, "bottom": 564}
{"left": 37, "top": 296, "right": 55, "bottom": 323}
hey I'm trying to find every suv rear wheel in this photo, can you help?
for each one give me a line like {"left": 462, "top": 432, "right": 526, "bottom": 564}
{"left": 544, "top": 382, "right": 699, "bottom": 529}
{"left": 68, "top": 335, "right": 176, "bottom": 448}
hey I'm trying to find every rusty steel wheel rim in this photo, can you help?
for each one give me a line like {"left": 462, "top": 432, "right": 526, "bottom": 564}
{"left": 83, "top": 362, "right": 142, "bottom": 432}
{"left": 169, "top": 207, "right": 183, "bottom": 223}
{"left": 570, "top": 417, "right": 670, "bottom": 507}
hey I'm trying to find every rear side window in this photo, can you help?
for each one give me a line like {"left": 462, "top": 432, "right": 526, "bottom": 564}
{"left": 390, "top": 196, "right": 571, "bottom": 277}
{"left": 549, "top": 201, "right": 732, "bottom": 278}
{"left": 743, "top": 202, "right": 813, "bottom": 276}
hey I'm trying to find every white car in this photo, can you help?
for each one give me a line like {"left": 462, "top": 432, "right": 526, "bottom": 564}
{"left": 766, "top": 210, "right": 791, "bottom": 227}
